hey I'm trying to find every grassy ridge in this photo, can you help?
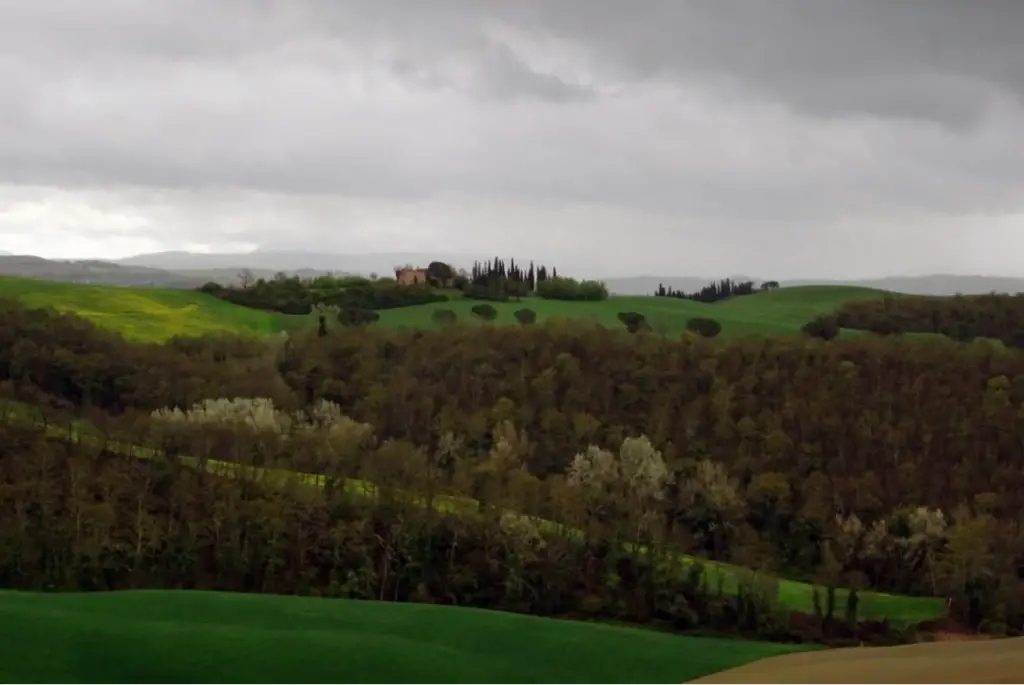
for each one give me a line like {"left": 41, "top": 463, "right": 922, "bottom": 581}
{"left": 0, "top": 590, "right": 810, "bottom": 683}
{"left": 7, "top": 404, "right": 946, "bottom": 627}
{"left": 377, "top": 286, "right": 893, "bottom": 336}
{"left": 0, "top": 275, "right": 296, "bottom": 342}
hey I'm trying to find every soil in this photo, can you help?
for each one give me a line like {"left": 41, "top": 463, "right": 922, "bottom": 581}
{"left": 689, "top": 636, "right": 1024, "bottom": 683}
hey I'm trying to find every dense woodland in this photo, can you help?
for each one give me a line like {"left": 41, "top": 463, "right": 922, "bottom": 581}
{"left": 199, "top": 274, "right": 447, "bottom": 315}
{"left": 3, "top": 296, "right": 1024, "bottom": 640}
{"left": 655, "top": 279, "right": 778, "bottom": 303}
{"left": 836, "top": 294, "right": 1024, "bottom": 347}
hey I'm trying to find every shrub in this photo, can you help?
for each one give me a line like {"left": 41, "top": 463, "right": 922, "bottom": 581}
{"left": 686, "top": 317, "right": 722, "bottom": 338}
{"left": 802, "top": 315, "right": 840, "bottom": 340}
{"left": 537, "top": 276, "right": 609, "bottom": 301}
{"left": 431, "top": 308, "right": 458, "bottom": 327}
{"left": 617, "top": 312, "right": 649, "bottom": 333}
{"left": 471, "top": 303, "right": 499, "bottom": 322}
{"left": 514, "top": 308, "right": 537, "bottom": 325}
{"left": 337, "top": 308, "right": 380, "bottom": 327}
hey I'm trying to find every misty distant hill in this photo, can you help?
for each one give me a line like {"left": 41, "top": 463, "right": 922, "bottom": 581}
{"left": 601, "top": 275, "right": 1024, "bottom": 297}
{"left": 0, "top": 255, "right": 343, "bottom": 288}
{"left": 0, "top": 255, "right": 206, "bottom": 287}
{"left": 113, "top": 250, "right": 473, "bottom": 277}
{"left": 9, "top": 249, "right": 1024, "bottom": 297}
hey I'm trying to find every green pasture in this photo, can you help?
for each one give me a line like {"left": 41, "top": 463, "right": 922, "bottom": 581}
{"left": 0, "top": 275, "right": 296, "bottom": 342}
{"left": 0, "top": 590, "right": 808, "bottom": 683}
{"left": 0, "top": 273, "right": 907, "bottom": 340}
{"left": 376, "top": 285, "right": 894, "bottom": 337}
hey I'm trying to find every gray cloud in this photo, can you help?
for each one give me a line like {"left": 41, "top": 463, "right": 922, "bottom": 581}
{"left": 1, "top": 0, "right": 1024, "bottom": 277}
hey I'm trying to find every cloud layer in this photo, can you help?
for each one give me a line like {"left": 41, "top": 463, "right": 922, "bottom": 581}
{"left": 1, "top": 0, "right": 1023, "bottom": 277}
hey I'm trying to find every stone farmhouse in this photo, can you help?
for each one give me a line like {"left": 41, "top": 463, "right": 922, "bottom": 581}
{"left": 395, "top": 267, "right": 429, "bottom": 285}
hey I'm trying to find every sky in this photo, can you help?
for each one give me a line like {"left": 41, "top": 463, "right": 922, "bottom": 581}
{"left": 1, "top": 0, "right": 1024, "bottom": 278}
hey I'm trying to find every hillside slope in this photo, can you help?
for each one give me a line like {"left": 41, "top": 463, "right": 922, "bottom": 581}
{"left": 0, "top": 275, "right": 292, "bottom": 342}
{"left": 377, "top": 285, "right": 893, "bottom": 336}
{"left": 0, "top": 277, "right": 893, "bottom": 340}
{"left": 0, "top": 590, "right": 806, "bottom": 683}
{"left": 5, "top": 400, "right": 946, "bottom": 628}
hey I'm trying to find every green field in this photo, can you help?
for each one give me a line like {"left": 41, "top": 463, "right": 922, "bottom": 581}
{"left": 0, "top": 276, "right": 294, "bottom": 343}
{"left": 376, "top": 286, "right": 894, "bottom": 337}
{"left": 0, "top": 274, "right": 902, "bottom": 340}
{"left": 0, "top": 590, "right": 809, "bottom": 683}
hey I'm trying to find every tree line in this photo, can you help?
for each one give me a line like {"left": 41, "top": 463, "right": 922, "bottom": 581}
{"left": 200, "top": 273, "right": 447, "bottom": 315}
{"left": 463, "top": 257, "right": 608, "bottom": 302}
{"left": 1, "top": 296, "right": 1024, "bottom": 636}
{"left": 654, "top": 279, "right": 779, "bottom": 303}
{"left": 833, "top": 294, "right": 1024, "bottom": 346}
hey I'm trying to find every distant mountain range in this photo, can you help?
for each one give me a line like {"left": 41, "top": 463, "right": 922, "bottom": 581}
{"left": 3, "top": 250, "right": 1024, "bottom": 297}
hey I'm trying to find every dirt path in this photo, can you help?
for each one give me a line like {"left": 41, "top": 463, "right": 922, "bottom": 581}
{"left": 690, "top": 636, "right": 1024, "bottom": 683}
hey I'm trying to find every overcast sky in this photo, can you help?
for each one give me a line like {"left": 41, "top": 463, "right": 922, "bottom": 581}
{"left": 1, "top": 0, "right": 1023, "bottom": 278}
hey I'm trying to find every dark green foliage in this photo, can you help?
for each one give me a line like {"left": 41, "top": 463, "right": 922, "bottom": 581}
{"left": 426, "top": 261, "right": 456, "bottom": 286}
{"left": 537, "top": 276, "right": 609, "bottom": 301}
{"left": 845, "top": 589, "right": 860, "bottom": 626}
{"left": 337, "top": 308, "right": 380, "bottom": 327}
{"left": 514, "top": 308, "right": 537, "bottom": 325}
{"left": 200, "top": 274, "right": 447, "bottom": 315}
{"left": 617, "top": 311, "right": 650, "bottom": 333}
{"left": 686, "top": 317, "right": 722, "bottom": 338}
{"left": 657, "top": 278, "right": 759, "bottom": 303}
{"left": 431, "top": 308, "right": 458, "bottom": 326}
{"left": 802, "top": 315, "right": 840, "bottom": 340}
{"left": 462, "top": 283, "right": 512, "bottom": 302}
{"left": 836, "top": 293, "right": 1024, "bottom": 341}
{"left": 1003, "top": 331, "right": 1024, "bottom": 349}
{"left": 471, "top": 303, "right": 498, "bottom": 321}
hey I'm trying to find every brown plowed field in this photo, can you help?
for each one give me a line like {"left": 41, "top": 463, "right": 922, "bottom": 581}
{"left": 691, "top": 636, "right": 1024, "bottom": 683}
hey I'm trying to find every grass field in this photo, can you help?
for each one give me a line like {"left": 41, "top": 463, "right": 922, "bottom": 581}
{"left": 0, "top": 275, "right": 294, "bottom": 342}
{"left": 1, "top": 274, "right": 905, "bottom": 341}
{"left": 376, "top": 285, "right": 894, "bottom": 337}
{"left": 691, "top": 635, "right": 1024, "bottom": 683}
{"left": 0, "top": 590, "right": 810, "bottom": 683}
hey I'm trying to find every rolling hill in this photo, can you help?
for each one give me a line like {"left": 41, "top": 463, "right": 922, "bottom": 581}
{"left": 377, "top": 285, "right": 893, "bottom": 337}
{"left": 0, "top": 274, "right": 904, "bottom": 341}
{"left": 0, "top": 275, "right": 296, "bottom": 343}
{"left": 0, "top": 590, "right": 808, "bottom": 683}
